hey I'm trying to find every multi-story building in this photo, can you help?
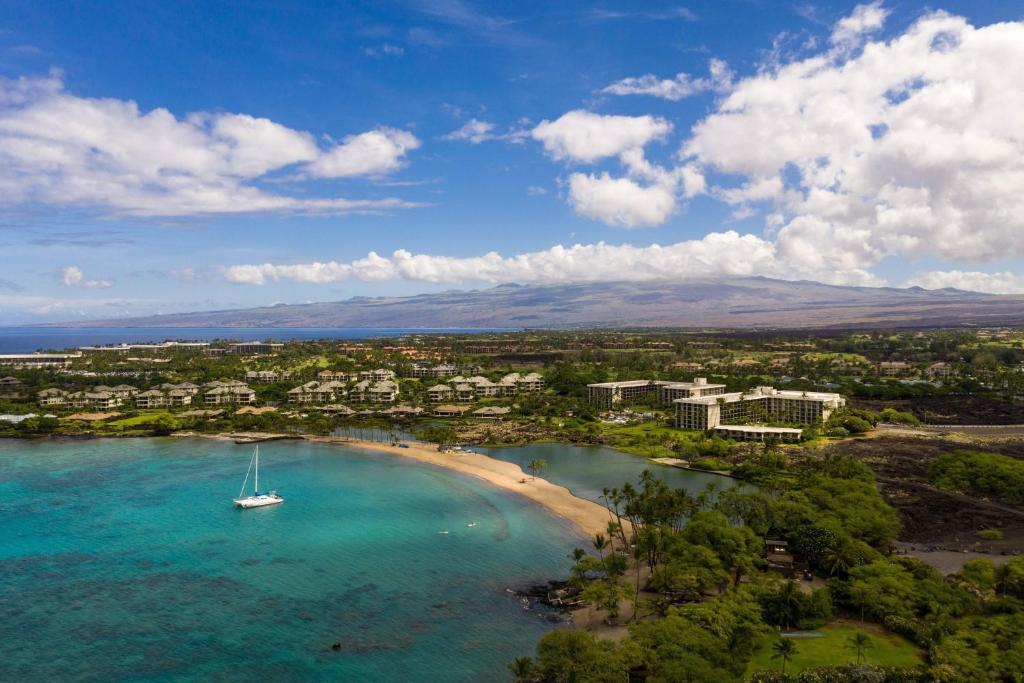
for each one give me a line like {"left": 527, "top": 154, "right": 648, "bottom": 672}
{"left": 318, "top": 370, "right": 353, "bottom": 382}
{"left": 427, "top": 384, "right": 454, "bottom": 403}
{"left": 287, "top": 380, "right": 347, "bottom": 404}
{"left": 351, "top": 380, "right": 399, "bottom": 403}
{"left": 0, "top": 353, "right": 81, "bottom": 369}
{"left": 675, "top": 386, "right": 845, "bottom": 431}
{"left": 227, "top": 342, "right": 284, "bottom": 354}
{"left": 658, "top": 378, "right": 727, "bottom": 405}
{"left": 204, "top": 384, "right": 256, "bottom": 406}
{"left": 587, "top": 380, "right": 659, "bottom": 409}
{"left": 358, "top": 369, "right": 396, "bottom": 382}
{"left": 135, "top": 389, "right": 168, "bottom": 409}
{"left": 37, "top": 388, "right": 68, "bottom": 406}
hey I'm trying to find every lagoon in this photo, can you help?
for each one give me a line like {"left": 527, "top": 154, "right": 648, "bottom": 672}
{"left": 0, "top": 437, "right": 579, "bottom": 681}
{"left": 482, "top": 443, "right": 741, "bottom": 505}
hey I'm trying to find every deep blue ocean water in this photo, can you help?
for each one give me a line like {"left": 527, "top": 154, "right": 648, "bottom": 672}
{"left": 0, "top": 327, "right": 512, "bottom": 354}
{"left": 0, "top": 438, "right": 582, "bottom": 681}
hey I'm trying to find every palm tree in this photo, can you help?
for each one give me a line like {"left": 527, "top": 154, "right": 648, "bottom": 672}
{"left": 592, "top": 533, "right": 609, "bottom": 563}
{"left": 507, "top": 656, "right": 535, "bottom": 682}
{"left": 849, "top": 631, "right": 872, "bottom": 664}
{"left": 823, "top": 539, "right": 858, "bottom": 577}
{"left": 631, "top": 541, "right": 644, "bottom": 623}
{"left": 526, "top": 458, "right": 547, "bottom": 481}
{"left": 777, "top": 580, "right": 801, "bottom": 630}
{"left": 772, "top": 638, "right": 798, "bottom": 675}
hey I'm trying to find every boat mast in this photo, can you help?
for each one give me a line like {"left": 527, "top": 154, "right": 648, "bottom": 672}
{"left": 254, "top": 445, "right": 259, "bottom": 494}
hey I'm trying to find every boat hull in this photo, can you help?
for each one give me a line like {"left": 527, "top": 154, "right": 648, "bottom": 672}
{"left": 234, "top": 495, "right": 283, "bottom": 509}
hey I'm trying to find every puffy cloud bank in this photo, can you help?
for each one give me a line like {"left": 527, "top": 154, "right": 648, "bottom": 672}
{"left": 0, "top": 73, "right": 420, "bottom": 216}
{"left": 225, "top": 232, "right": 810, "bottom": 286}
{"left": 530, "top": 5, "right": 1024, "bottom": 283}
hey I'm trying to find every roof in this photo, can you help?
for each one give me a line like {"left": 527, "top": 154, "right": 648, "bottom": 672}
{"left": 587, "top": 380, "right": 656, "bottom": 389}
{"left": 714, "top": 425, "right": 803, "bottom": 435}
{"left": 473, "top": 406, "right": 510, "bottom": 416}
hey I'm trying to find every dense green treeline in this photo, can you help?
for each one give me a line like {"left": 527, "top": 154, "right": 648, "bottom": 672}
{"left": 511, "top": 452, "right": 1024, "bottom": 682}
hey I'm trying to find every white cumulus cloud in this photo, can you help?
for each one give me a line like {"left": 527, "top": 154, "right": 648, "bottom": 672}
{"left": 442, "top": 118, "right": 496, "bottom": 144}
{"left": 680, "top": 7, "right": 1024, "bottom": 276}
{"left": 903, "top": 270, "right": 1024, "bottom": 294}
{"left": 223, "top": 231, "right": 887, "bottom": 288}
{"left": 59, "top": 266, "right": 112, "bottom": 289}
{"left": 601, "top": 59, "right": 733, "bottom": 101}
{"left": 0, "top": 73, "right": 421, "bottom": 217}
{"left": 568, "top": 173, "right": 677, "bottom": 227}
{"left": 531, "top": 110, "right": 672, "bottom": 163}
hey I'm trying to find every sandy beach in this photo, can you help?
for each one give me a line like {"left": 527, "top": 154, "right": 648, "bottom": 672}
{"left": 206, "top": 431, "right": 617, "bottom": 538}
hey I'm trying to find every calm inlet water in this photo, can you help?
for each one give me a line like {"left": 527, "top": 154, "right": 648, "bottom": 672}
{"left": 482, "top": 443, "right": 742, "bottom": 504}
{"left": 0, "top": 438, "right": 581, "bottom": 681}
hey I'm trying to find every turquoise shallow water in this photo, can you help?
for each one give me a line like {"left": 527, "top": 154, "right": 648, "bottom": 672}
{"left": 0, "top": 438, "right": 582, "bottom": 682}
{"left": 482, "top": 443, "right": 742, "bottom": 504}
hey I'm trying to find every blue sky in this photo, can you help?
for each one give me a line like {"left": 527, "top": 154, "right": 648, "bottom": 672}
{"left": 1, "top": 0, "right": 1023, "bottom": 323}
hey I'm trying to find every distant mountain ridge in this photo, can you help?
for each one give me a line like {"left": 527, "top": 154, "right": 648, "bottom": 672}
{"left": 53, "top": 278, "right": 1024, "bottom": 329}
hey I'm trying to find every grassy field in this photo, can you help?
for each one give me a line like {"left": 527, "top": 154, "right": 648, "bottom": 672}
{"left": 745, "top": 622, "right": 922, "bottom": 677}
{"left": 107, "top": 412, "right": 174, "bottom": 427}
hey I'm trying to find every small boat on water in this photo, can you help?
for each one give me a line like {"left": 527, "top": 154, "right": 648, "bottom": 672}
{"left": 233, "top": 445, "right": 283, "bottom": 509}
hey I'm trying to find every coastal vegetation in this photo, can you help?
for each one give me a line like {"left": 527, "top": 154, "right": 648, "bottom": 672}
{"left": 511, "top": 450, "right": 1023, "bottom": 682}
{"left": 927, "top": 449, "right": 1024, "bottom": 505}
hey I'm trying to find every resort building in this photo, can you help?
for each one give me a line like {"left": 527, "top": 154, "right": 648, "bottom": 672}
{"left": 157, "top": 382, "right": 200, "bottom": 396}
{"left": 0, "top": 353, "right": 81, "bottom": 369}
{"left": 358, "top": 369, "right": 396, "bottom": 382}
{"left": 318, "top": 370, "right": 353, "bottom": 382}
{"left": 203, "top": 383, "right": 256, "bottom": 406}
{"left": 500, "top": 372, "right": 545, "bottom": 394}
{"left": 878, "top": 361, "right": 913, "bottom": 376}
{"left": 245, "top": 370, "right": 294, "bottom": 383}
{"left": 713, "top": 425, "right": 804, "bottom": 443}
{"left": 407, "top": 363, "right": 459, "bottom": 378}
{"left": 350, "top": 380, "right": 399, "bottom": 403}
{"left": 0, "top": 376, "right": 22, "bottom": 387}
{"left": 674, "top": 386, "right": 846, "bottom": 431}
{"left": 587, "top": 380, "right": 660, "bottom": 409}
{"left": 227, "top": 342, "right": 284, "bottom": 355}
{"left": 287, "top": 381, "right": 347, "bottom": 404}
{"left": 65, "top": 390, "right": 123, "bottom": 410}
{"left": 454, "top": 383, "right": 475, "bottom": 402}
{"left": 426, "top": 384, "right": 454, "bottom": 403}
{"left": 658, "top": 378, "right": 727, "bottom": 405}
{"left": 433, "top": 404, "right": 471, "bottom": 418}
{"left": 135, "top": 389, "right": 168, "bottom": 409}
{"left": 37, "top": 388, "right": 68, "bottom": 406}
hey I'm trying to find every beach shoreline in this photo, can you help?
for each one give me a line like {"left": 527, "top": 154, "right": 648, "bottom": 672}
{"left": 185, "top": 430, "right": 617, "bottom": 538}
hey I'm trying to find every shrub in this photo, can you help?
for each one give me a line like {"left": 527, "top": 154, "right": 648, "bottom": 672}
{"left": 977, "top": 529, "right": 1004, "bottom": 541}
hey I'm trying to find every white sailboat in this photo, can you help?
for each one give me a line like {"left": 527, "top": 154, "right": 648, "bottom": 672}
{"left": 233, "top": 445, "right": 283, "bottom": 508}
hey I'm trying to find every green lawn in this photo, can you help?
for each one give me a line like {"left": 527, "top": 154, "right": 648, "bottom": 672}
{"left": 107, "top": 412, "right": 174, "bottom": 427}
{"left": 745, "top": 622, "right": 922, "bottom": 677}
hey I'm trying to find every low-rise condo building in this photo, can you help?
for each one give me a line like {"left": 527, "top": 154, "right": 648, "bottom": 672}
{"left": 287, "top": 380, "right": 347, "bottom": 404}
{"left": 427, "top": 384, "right": 454, "bottom": 403}
{"left": 0, "top": 353, "right": 81, "bottom": 369}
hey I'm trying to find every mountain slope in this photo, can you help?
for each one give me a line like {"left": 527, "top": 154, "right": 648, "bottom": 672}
{"left": 56, "top": 278, "right": 1024, "bottom": 329}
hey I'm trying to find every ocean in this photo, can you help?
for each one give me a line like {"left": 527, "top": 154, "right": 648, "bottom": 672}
{"left": 0, "top": 327, "right": 513, "bottom": 354}
{"left": 0, "top": 438, "right": 581, "bottom": 681}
